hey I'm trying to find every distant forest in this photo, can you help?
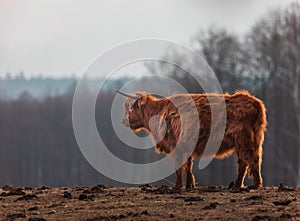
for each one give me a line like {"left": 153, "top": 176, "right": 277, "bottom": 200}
{"left": 0, "top": 2, "right": 299, "bottom": 187}
{"left": 0, "top": 74, "right": 103, "bottom": 99}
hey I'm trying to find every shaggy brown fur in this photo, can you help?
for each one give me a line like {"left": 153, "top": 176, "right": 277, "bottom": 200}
{"left": 120, "top": 90, "right": 267, "bottom": 189}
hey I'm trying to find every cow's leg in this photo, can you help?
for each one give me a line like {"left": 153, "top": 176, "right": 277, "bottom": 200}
{"left": 234, "top": 158, "right": 248, "bottom": 189}
{"left": 236, "top": 130, "right": 263, "bottom": 189}
{"left": 173, "top": 156, "right": 184, "bottom": 189}
{"left": 175, "top": 166, "right": 184, "bottom": 189}
{"left": 248, "top": 154, "right": 263, "bottom": 189}
{"left": 185, "top": 156, "right": 195, "bottom": 190}
{"left": 249, "top": 133, "right": 263, "bottom": 189}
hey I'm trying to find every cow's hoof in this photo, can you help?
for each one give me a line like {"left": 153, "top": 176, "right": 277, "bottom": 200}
{"left": 186, "top": 184, "right": 195, "bottom": 191}
{"left": 227, "top": 181, "right": 235, "bottom": 189}
{"left": 228, "top": 181, "right": 242, "bottom": 190}
{"left": 172, "top": 186, "right": 182, "bottom": 193}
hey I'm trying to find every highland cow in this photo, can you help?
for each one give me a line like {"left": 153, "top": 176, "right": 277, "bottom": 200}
{"left": 118, "top": 90, "right": 267, "bottom": 190}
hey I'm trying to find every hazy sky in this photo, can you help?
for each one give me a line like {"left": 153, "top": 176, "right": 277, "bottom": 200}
{"left": 0, "top": 0, "right": 298, "bottom": 78}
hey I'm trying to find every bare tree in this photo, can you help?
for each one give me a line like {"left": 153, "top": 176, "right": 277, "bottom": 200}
{"left": 192, "top": 27, "right": 246, "bottom": 93}
{"left": 282, "top": 2, "right": 300, "bottom": 185}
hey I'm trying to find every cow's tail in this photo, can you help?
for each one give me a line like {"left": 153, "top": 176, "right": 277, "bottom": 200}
{"left": 248, "top": 98, "right": 267, "bottom": 177}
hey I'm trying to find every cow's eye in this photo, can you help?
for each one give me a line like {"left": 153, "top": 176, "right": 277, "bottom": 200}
{"left": 129, "top": 106, "right": 134, "bottom": 112}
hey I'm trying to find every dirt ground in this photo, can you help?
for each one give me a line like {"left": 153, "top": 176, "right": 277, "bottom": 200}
{"left": 0, "top": 184, "right": 299, "bottom": 221}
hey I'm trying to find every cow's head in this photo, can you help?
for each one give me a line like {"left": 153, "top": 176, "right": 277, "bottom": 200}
{"left": 118, "top": 91, "right": 152, "bottom": 132}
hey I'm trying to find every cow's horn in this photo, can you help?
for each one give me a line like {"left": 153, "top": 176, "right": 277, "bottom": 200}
{"left": 117, "top": 90, "right": 140, "bottom": 99}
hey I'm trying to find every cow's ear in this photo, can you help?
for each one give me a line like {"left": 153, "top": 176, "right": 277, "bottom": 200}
{"left": 138, "top": 96, "right": 147, "bottom": 108}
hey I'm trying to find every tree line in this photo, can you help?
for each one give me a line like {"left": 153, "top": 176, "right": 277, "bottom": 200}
{"left": 0, "top": 2, "right": 299, "bottom": 187}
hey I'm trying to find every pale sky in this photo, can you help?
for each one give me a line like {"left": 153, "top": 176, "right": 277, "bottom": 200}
{"left": 0, "top": 0, "right": 298, "bottom": 78}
